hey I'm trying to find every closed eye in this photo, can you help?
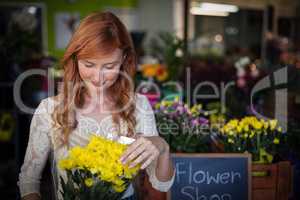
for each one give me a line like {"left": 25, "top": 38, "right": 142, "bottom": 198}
{"left": 85, "top": 64, "right": 95, "bottom": 68}
{"left": 81, "top": 60, "right": 96, "bottom": 68}
{"left": 103, "top": 62, "right": 121, "bottom": 70}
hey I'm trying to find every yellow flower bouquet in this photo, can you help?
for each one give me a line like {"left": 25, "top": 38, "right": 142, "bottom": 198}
{"left": 58, "top": 135, "right": 140, "bottom": 200}
{"left": 220, "top": 116, "right": 286, "bottom": 163}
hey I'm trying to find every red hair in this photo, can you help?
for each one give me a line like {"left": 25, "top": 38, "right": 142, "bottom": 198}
{"left": 52, "top": 11, "right": 137, "bottom": 145}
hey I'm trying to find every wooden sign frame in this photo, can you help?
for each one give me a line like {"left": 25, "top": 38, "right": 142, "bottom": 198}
{"left": 167, "top": 153, "right": 252, "bottom": 200}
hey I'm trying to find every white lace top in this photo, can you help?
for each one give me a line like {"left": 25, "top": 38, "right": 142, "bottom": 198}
{"left": 17, "top": 94, "right": 175, "bottom": 199}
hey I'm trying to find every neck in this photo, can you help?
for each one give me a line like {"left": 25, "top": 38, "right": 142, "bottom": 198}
{"left": 86, "top": 87, "right": 114, "bottom": 106}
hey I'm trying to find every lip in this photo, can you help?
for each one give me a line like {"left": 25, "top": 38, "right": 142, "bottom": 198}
{"left": 92, "top": 82, "right": 101, "bottom": 87}
{"left": 92, "top": 80, "right": 107, "bottom": 87}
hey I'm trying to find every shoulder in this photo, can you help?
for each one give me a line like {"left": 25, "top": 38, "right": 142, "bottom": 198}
{"left": 135, "top": 93, "right": 152, "bottom": 109}
{"left": 134, "top": 93, "right": 155, "bottom": 115}
{"left": 35, "top": 95, "right": 61, "bottom": 115}
{"left": 134, "top": 93, "right": 158, "bottom": 136}
{"left": 135, "top": 93, "right": 149, "bottom": 105}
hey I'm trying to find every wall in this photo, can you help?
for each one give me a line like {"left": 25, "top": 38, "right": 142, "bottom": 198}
{"left": 136, "top": 0, "right": 175, "bottom": 47}
{"left": 6, "top": 0, "right": 137, "bottom": 58}
{"left": 5, "top": 0, "right": 180, "bottom": 58}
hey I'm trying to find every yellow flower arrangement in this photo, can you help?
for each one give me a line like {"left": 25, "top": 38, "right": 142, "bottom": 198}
{"left": 220, "top": 116, "right": 286, "bottom": 163}
{"left": 58, "top": 135, "right": 140, "bottom": 200}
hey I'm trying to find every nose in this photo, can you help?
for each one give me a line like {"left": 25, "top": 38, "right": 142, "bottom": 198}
{"left": 91, "top": 68, "right": 104, "bottom": 85}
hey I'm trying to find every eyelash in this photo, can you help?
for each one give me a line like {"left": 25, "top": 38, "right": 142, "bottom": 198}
{"left": 84, "top": 63, "right": 119, "bottom": 69}
{"left": 85, "top": 64, "right": 94, "bottom": 68}
{"left": 104, "top": 65, "right": 115, "bottom": 69}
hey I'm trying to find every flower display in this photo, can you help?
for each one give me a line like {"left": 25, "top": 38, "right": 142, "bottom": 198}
{"left": 220, "top": 116, "right": 286, "bottom": 163}
{"left": 154, "top": 97, "right": 210, "bottom": 153}
{"left": 58, "top": 135, "right": 140, "bottom": 200}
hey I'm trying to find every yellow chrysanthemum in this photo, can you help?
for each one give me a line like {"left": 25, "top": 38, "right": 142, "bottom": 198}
{"left": 235, "top": 125, "right": 241, "bottom": 132}
{"left": 269, "top": 119, "right": 278, "bottom": 130}
{"left": 113, "top": 184, "right": 126, "bottom": 192}
{"left": 243, "top": 125, "right": 249, "bottom": 132}
{"left": 249, "top": 131, "right": 255, "bottom": 138}
{"left": 277, "top": 127, "right": 283, "bottom": 132}
{"left": 58, "top": 159, "right": 75, "bottom": 170}
{"left": 58, "top": 135, "right": 140, "bottom": 192}
{"left": 84, "top": 178, "right": 94, "bottom": 187}
{"left": 227, "top": 138, "right": 235, "bottom": 144}
{"left": 154, "top": 103, "right": 161, "bottom": 109}
{"left": 273, "top": 138, "right": 280, "bottom": 144}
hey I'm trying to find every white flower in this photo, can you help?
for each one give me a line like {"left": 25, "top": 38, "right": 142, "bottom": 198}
{"left": 176, "top": 49, "right": 183, "bottom": 57}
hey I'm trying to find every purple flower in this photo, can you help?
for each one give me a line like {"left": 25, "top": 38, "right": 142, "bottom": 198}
{"left": 169, "top": 112, "right": 179, "bottom": 119}
{"left": 199, "top": 117, "right": 209, "bottom": 125}
{"left": 172, "top": 102, "right": 179, "bottom": 108}
{"left": 192, "top": 119, "right": 199, "bottom": 126}
{"left": 176, "top": 105, "right": 184, "bottom": 114}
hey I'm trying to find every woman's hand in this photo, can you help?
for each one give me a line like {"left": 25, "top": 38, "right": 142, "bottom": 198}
{"left": 120, "top": 136, "right": 169, "bottom": 169}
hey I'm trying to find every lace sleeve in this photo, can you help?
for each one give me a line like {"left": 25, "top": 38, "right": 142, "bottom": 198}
{"left": 145, "top": 159, "right": 175, "bottom": 192}
{"left": 135, "top": 94, "right": 175, "bottom": 192}
{"left": 135, "top": 94, "right": 158, "bottom": 136}
{"left": 17, "top": 98, "right": 52, "bottom": 198}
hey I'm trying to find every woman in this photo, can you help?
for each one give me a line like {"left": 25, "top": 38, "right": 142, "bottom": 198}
{"left": 18, "top": 11, "right": 175, "bottom": 200}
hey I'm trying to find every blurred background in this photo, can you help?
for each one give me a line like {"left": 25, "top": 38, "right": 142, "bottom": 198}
{"left": 0, "top": 0, "right": 300, "bottom": 199}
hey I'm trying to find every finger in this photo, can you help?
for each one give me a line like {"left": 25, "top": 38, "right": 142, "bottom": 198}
{"left": 122, "top": 138, "right": 143, "bottom": 158}
{"left": 141, "top": 154, "right": 156, "bottom": 169}
{"left": 124, "top": 145, "right": 147, "bottom": 164}
{"left": 129, "top": 150, "right": 152, "bottom": 168}
{"left": 120, "top": 138, "right": 144, "bottom": 162}
{"left": 132, "top": 133, "right": 141, "bottom": 139}
{"left": 140, "top": 146, "right": 160, "bottom": 169}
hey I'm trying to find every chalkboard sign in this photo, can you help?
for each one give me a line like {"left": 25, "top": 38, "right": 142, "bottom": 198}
{"left": 168, "top": 153, "right": 251, "bottom": 200}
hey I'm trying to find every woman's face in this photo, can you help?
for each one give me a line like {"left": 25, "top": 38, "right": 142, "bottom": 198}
{"left": 78, "top": 48, "right": 123, "bottom": 94}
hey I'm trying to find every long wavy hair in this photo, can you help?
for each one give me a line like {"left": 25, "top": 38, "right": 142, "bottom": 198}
{"left": 52, "top": 11, "right": 137, "bottom": 146}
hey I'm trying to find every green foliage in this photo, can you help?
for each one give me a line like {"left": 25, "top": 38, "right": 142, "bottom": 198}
{"left": 149, "top": 32, "right": 184, "bottom": 81}
{"left": 60, "top": 169, "right": 127, "bottom": 200}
